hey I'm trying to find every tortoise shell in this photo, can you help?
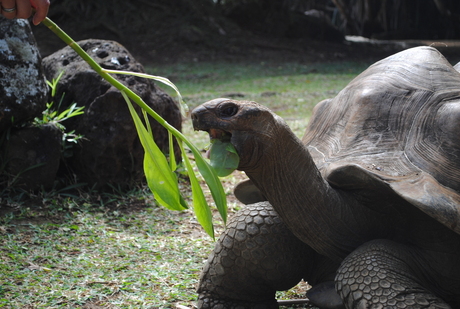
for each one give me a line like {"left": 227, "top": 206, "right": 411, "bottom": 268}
{"left": 302, "top": 46, "right": 460, "bottom": 234}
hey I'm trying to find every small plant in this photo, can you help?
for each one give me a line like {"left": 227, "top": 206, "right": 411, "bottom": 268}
{"left": 0, "top": 73, "right": 85, "bottom": 191}
{"left": 34, "top": 71, "right": 85, "bottom": 153}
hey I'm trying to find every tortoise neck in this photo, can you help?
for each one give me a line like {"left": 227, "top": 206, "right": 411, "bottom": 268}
{"left": 245, "top": 127, "right": 370, "bottom": 260}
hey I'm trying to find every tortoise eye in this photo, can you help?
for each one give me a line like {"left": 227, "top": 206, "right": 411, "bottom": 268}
{"left": 219, "top": 103, "right": 238, "bottom": 118}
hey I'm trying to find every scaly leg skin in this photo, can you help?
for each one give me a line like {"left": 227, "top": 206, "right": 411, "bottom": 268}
{"left": 197, "top": 202, "right": 322, "bottom": 309}
{"left": 336, "top": 239, "right": 451, "bottom": 309}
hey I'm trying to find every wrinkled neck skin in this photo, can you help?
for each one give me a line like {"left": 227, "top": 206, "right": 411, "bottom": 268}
{"left": 243, "top": 119, "right": 377, "bottom": 261}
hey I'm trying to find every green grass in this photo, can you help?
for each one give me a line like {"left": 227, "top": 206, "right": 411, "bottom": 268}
{"left": 150, "top": 61, "right": 369, "bottom": 116}
{"left": 0, "top": 188, "right": 219, "bottom": 308}
{"left": 1, "top": 59, "right": 373, "bottom": 308}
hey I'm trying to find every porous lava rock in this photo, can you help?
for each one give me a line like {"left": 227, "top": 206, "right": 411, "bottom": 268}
{"left": 0, "top": 18, "right": 48, "bottom": 133}
{"left": 42, "top": 39, "right": 182, "bottom": 188}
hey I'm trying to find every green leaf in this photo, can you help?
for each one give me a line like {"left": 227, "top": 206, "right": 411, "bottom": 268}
{"left": 47, "top": 70, "right": 65, "bottom": 98}
{"left": 100, "top": 68, "right": 227, "bottom": 223}
{"left": 168, "top": 131, "right": 177, "bottom": 172}
{"left": 123, "top": 91, "right": 185, "bottom": 211}
{"left": 185, "top": 142, "right": 228, "bottom": 224}
{"left": 209, "top": 140, "right": 240, "bottom": 177}
{"left": 179, "top": 143, "right": 214, "bottom": 239}
{"left": 102, "top": 69, "right": 188, "bottom": 115}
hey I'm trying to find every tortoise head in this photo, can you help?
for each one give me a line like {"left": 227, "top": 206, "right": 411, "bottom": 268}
{"left": 191, "top": 99, "right": 287, "bottom": 171}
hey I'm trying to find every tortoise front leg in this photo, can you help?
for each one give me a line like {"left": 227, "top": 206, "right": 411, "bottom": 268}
{"left": 197, "top": 201, "right": 339, "bottom": 309}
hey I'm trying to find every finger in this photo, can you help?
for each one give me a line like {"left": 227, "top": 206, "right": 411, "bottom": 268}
{"left": 30, "top": 0, "right": 50, "bottom": 25}
{"left": 1, "top": 0, "right": 17, "bottom": 18}
{"left": 15, "top": 0, "right": 32, "bottom": 19}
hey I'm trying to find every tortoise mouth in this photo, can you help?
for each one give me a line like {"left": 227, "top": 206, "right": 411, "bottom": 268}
{"left": 208, "top": 128, "right": 232, "bottom": 142}
{"left": 205, "top": 129, "right": 233, "bottom": 159}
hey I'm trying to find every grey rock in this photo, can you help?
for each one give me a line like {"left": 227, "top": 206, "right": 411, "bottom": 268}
{"left": 0, "top": 18, "right": 48, "bottom": 133}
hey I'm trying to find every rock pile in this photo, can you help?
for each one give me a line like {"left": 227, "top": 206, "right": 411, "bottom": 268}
{"left": 0, "top": 20, "right": 181, "bottom": 191}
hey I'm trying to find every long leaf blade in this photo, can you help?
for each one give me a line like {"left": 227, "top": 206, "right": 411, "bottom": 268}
{"left": 123, "top": 92, "right": 185, "bottom": 211}
{"left": 103, "top": 69, "right": 188, "bottom": 115}
{"left": 179, "top": 143, "right": 214, "bottom": 239}
{"left": 168, "top": 131, "right": 177, "bottom": 172}
{"left": 184, "top": 142, "right": 227, "bottom": 224}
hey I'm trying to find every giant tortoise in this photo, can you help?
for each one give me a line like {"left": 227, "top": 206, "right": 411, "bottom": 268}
{"left": 191, "top": 46, "right": 460, "bottom": 308}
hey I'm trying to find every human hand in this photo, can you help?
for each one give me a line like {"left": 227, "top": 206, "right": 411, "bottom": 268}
{"left": 1, "top": 0, "right": 50, "bottom": 25}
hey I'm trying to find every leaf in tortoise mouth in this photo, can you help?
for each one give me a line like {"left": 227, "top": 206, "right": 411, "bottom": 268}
{"left": 209, "top": 128, "right": 230, "bottom": 141}
{"left": 209, "top": 139, "right": 239, "bottom": 177}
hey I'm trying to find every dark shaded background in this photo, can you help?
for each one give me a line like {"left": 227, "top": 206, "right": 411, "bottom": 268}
{"left": 32, "top": 0, "right": 460, "bottom": 64}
